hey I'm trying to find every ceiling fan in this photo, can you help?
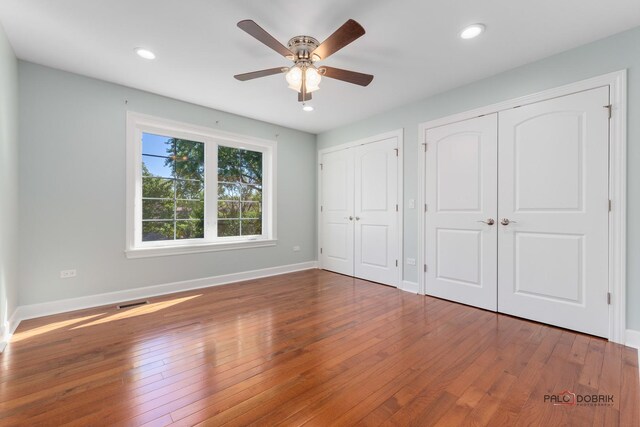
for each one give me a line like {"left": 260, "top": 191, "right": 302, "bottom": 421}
{"left": 234, "top": 19, "right": 374, "bottom": 103}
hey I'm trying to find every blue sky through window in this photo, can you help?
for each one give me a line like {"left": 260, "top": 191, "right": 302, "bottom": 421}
{"left": 142, "top": 133, "right": 174, "bottom": 177}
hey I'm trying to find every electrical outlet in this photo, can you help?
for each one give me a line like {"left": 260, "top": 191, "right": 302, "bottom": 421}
{"left": 406, "top": 258, "right": 416, "bottom": 265}
{"left": 60, "top": 269, "right": 77, "bottom": 279}
{"left": 293, "top": 246, "right": 301, "bottom": 252}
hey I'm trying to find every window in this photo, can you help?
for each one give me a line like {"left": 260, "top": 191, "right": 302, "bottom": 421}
{"left": 126, "top": 113, "right": 276, "bottom": 258}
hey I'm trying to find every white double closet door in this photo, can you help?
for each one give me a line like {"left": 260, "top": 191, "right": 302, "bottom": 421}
{"left": 321, "top": 137, "right": 399, "bottom": 287}
{"left": 425, "top": 87, "right": 610, "bottom": 337}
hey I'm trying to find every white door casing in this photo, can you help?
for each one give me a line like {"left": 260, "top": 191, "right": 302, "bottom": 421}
{"left": 354, "top": 138, "right": 399, "bottom": 286}
{"left": 424, "top": 114, "right": 498, "bottom": 311}
{"left": 320, "top": 148, "right": 354, "bottom": 276}
{"left": 497, "top": 86, "right": 610, "bottom": 337}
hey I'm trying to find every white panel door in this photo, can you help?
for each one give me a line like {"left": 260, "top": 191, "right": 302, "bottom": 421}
{"left": 498, "top": 87, "right": 610, "bottom": 337}
{"left": 354, "top": 138, "right": 399, "bottom": 287}
{"left": 425, "top": 114, "right": 498, "bottom": 311}
{"left": 320, "top": 148, "right": 354, "bottom": 276}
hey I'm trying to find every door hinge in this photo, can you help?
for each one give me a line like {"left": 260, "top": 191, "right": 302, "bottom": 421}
{"left": 395, "top": 260, "right": 398, "bottom": 267}
{"left": 394, "top": 148, "right": 399, "bottom": 157}
{"left": 608, "top": 199, "right": 612, "bottom": 212}
{"left": 320, "top": 205, "right": 323, "bottom": 212}
{"left": 320, "top": 163, "right": 323, "bottom": 170}
{"left": 607, "top": 292, "right": 611, "bottom": 305}
{"left": 424, "top": 204, "right": 428, "bottom": 212}
{"left": 320, "top": 248, "right": 323, "bottom": 254}
{"left": 396, "top": 204, "right": 399, "bottom": 212}
{"left": 604, "top": 104, "right": 612, "bottom": 119}
{"left": 424, "top": 264, "right": 427, "bottom": 272}
{"left": 422, "top": 143, "right": 428, "bottom": 152}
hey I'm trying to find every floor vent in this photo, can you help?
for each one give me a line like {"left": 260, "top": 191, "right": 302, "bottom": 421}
{"left": 117, "top": 300, "right": 149, "bottom": 309}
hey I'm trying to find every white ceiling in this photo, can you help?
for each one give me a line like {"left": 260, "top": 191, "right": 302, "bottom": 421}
{"left": 1, "top": 1, "right": 639, "bottom": 134}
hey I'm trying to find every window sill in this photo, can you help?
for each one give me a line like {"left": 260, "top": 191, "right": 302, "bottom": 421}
{"left": 125, "top": 239, "right": 277, "bottom": 259}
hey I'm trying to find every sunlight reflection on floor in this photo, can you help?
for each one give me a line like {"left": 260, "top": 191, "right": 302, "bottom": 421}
{"left": 71, "top": 295, "right": 202, "bottom": 329}
{"left": 11, "top": 313, "right": 106, "bottom": 342}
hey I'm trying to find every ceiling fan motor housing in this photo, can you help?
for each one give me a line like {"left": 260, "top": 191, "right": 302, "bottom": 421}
{"left": 287, "top": 36, "right": 320, "bottom": 62}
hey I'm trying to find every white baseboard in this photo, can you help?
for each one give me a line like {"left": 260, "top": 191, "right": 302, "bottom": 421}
{"left": 626, "top": 329, "right": 640, "bottom": 350}
{"left": 10, "top": 261, "right": 318, "bottom": 333}
{"left": 400, "top": 280, "right": 419, "bottom": 294}
{"left": 0, "top": 321, "right": 8, "bottom": 353}
{"left": 626, "top": 329, "right": 640, "bottom": 373}
{"left": 0, "top": 310, "right": 22, "bottom": 352}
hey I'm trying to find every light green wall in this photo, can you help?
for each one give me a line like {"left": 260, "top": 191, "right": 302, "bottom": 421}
{"left": 318, "top": 26, "right": 640, "bottom": 330}
{"left": 18, "top": 61, "right": 317, "bottom": 306}
{"left": 0, "top": 22, "right": 18, "bottom": 342}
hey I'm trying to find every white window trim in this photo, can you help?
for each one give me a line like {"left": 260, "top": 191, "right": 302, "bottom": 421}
{"left": 125, "top": 112, "right": 277, "bottom": 258}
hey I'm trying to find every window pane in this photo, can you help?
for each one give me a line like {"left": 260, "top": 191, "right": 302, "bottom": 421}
{"left": 218, "top": 201, "right": 240, "bottom": 219}
{"left": 176, "top": 179, "right": 203, "bottom": 200}
{"left": 240, "top": 150, "right": 262, "bottom": 184}
{"left": 218, "top": 183, "right": 241, "bottom": 201}
{"left": 218, "top": 219, "right": 240, "bottom": 237}
{"left": 142, "top": 154, "right": 173, "bottom": 178}
{"left": 241, "top": 184, "right": 262, "bottom": 202}
{"left": 143, "top": 177, "right": 174, "bottom": 199}
{"left": 218, "top": 146, "right": 242, "bottom": 181}
{"left": 241, "top": 202, "right": 261, "bottom": 219}
{"left": 176, "top": 200, "right": 204, "bottom": 220}
{"left": 241, "top": 219, "right": 262, "bottom": 236}
{"left": 143, "top": 221, "right": 174, "bottom": 241}
{"left": 174, "top": 139, "right": 204, "bottom": 180}
{"left": 142, "top": 133, "right": 173, "bottom": 157}
{"left": 140, "top": 133, "right": 205, "bottom": 242}
{"left": 143, "top": 199, "right": 174, "bottom": 220}
{"left": 217, "top": 146, "right": 263, "bottom": 238}
{"left": 176, "top": 220, "right": 204, "bottom": 240}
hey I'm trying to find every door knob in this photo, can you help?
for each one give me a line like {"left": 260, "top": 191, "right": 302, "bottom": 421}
{"left": 477, "top": 218, "right": 495, "bottom": 225}
{"left": 355, "top": 216, "right": 361, "bottom": 221}
{"left": 500, "top": 218, "right": 517, "bottom": 226}
{"left": 346, "top": 216, "right": 353, "bottom": 221}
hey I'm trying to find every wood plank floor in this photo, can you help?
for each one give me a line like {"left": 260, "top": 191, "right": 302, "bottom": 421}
{"left": 1, "top": 269, "right": 638, "bottom": 426}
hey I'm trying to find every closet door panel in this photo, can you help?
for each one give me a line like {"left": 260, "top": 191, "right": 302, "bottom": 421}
{"left": 354, "top": 137, "right": 399, "bottom": 287}
{"left": 498, "top": 86, "right": 610, "bottom": 337}
{"left": 424, "top": 114, "right": 498, "bottom": 311}
{"left": 320, "top": 148, "right": 354, "bottom": 276}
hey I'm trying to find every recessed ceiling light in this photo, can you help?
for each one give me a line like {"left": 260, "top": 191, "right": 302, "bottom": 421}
{"left": 460, "top": 24, "right": 485, "bottom": 40}
{"left": 302, "top": 104, "right": 314, "bottom": 112}
{"left": 134, "top": 47, "right": 156, "bottom": 60}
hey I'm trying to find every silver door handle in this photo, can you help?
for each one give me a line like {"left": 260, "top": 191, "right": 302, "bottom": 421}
{"left": 500, "top": 218, "right": 517, "bottom": 226}
{"left": 477, "top": 218, "right": 495, "bottom": 225}
{"left": 345, "top": 216, "right": 353, "bottom": 221}
{"left": 355, "top": 216, "right": 360, "bottom": 221}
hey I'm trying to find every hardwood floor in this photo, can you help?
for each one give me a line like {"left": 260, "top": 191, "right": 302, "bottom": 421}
{"left": 1, "top": 269, "right": 638, "bottom": 426}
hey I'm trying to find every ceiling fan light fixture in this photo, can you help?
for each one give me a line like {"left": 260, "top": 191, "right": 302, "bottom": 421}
{"left": 285, "top": 65, "right": 303, "bottom": 92}
{"left": 460, "top": 24, "right": 485, "bottom": 39}
{"left": 305, "top": 67, "right": 322, "bottom": 93}
{"left": 302, "top": 103, "right": 314, "bottom": 112}
{"left": 286, "top": 65, "right": 322, "bottom": 93}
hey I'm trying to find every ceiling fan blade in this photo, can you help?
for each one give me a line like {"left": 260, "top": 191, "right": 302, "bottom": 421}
{"left": 234, "top": 67, "right": 287, "bottom": 81}
{"left": 237, "top": 20, "right": 293, "bottom": 57}
{"left": 298, "top": 90, "right": 312, "bottom": 102}
{"left": 320, "top": 66, "right": 374, "bottom": 86}
{"left": 311, "top": 19, "right": 365, "bottom": 60}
